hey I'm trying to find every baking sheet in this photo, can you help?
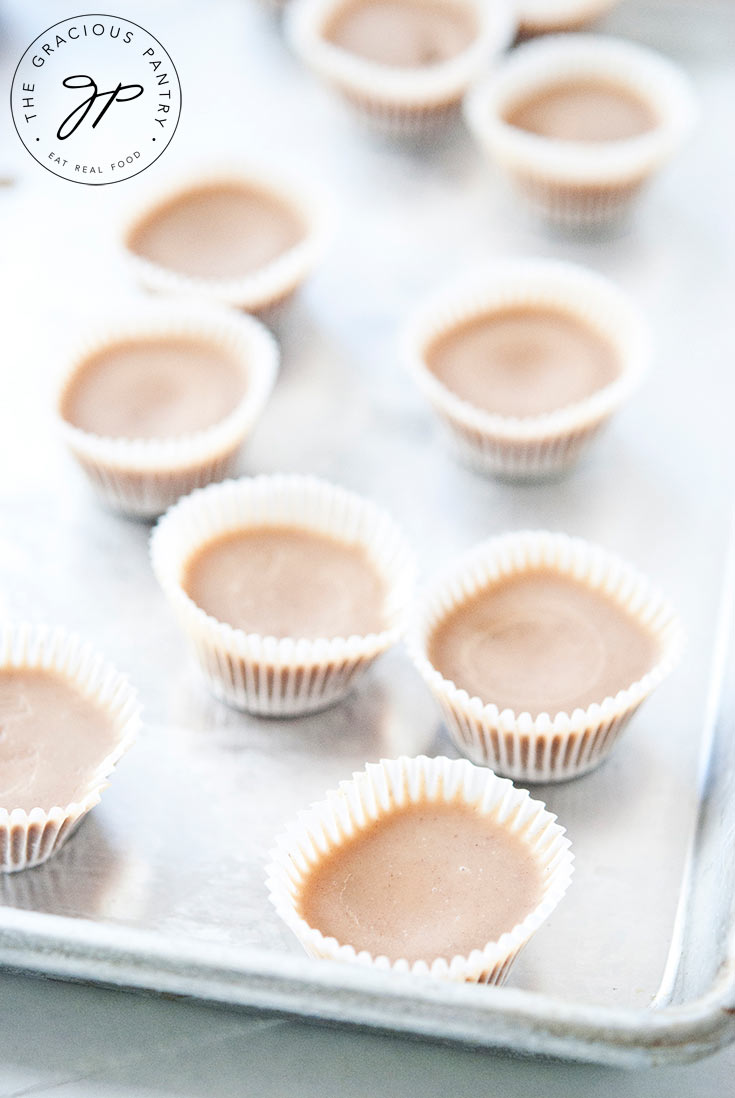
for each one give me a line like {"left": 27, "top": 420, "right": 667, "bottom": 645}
{"left": 0, "top": 0, "right": 734, "bottom": 1067}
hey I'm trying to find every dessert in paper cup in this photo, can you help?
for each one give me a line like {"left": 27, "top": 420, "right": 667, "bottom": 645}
{"left": 402, "top": 258, "right": 649, "bottom": 480}
{"left": 150, "top": 475, "right": 416, "bottom": 716}
{"left": 518, "top": 0, "right": 620, "bottom": 37}
{"left": 464, "top": 34, "right": 697, "bottom": 225}
{"left": 55, "top": 300, "right": 279, "bottom": 519}
{"left": 0, "top": 623, "right": 140, "bottom": 873}
{"left": 408, "top": 531, "right": 683, "bottom": 783}
{"left": 286, "top": 0, "right": 516, "bottom": 132}
{"left": 122, "top": 166, "right": 326, "bottom": 313}
{"left": 267, "top": 754, "right": 573, "bottom": 984}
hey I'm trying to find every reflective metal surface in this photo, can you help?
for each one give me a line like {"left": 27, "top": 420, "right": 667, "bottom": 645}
{"left": 0, "top": 0, "right": 734, "bottom": 1066}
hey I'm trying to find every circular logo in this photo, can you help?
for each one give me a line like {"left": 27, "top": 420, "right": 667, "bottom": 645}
{"left": 10, "top": 14, "right": 181, "bottom": 185}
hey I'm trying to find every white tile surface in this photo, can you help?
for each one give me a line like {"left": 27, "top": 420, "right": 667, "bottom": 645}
{"left": 1, "top": 972, "right": 735, "bottom": 1098}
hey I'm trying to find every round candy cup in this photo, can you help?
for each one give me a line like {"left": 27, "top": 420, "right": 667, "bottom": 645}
{"left": 407, "top": 531, "right": 684, "bottom": 782}
{"left": 286, "top": 0, "right": 516, "bottom": 132}
{"left": 150, "top": 474, "right": 416, "bottom": 716}
{"left": 267, "top": 754, "right": 574, "bottom": 983}
{"left": 402, "top": 257, "right": 649, "bottom": 479}
{"left": 518, "top": 0, "right": 621, "bottom": 36}
{"left": 464, "top": 34, "right": 697, "bottom": 225}
{"left": 0, "top": 623, "right": 140, "bottom": 873}
{"left": 122, "top": 166, "right": 327, "bottom": 311}
{"left": 55, "top": 300, "right": 279, "bottom": 518}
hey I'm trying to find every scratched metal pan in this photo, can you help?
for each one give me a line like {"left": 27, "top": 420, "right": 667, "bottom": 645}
{"left": 0, "top": 0, "right": 734, "bottom": 1068}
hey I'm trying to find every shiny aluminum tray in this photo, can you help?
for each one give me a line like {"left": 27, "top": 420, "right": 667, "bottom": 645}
{"left": 0, "top": 0, "right": 734, "bottom": 1068}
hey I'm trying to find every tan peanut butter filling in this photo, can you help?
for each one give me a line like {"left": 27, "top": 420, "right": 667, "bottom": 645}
{"left": 61, "top": 337, "right": 247, "bottom": 440}
{"left": 504, "top": 78, "right": 658, "bottom": 143}
{"left": 0, "top": 668, "right": 119, "bottom": 813}
{"left": 428, "top": 570, "right": 659, "bottom": 717}
{"left": 323, "top": 0, "right": 477, "bottom": 68}
{"left": 298, "top": 798, "right": 544, "bottom": 962}
{"left": 127, "top": 183, "right": 306, "bottom": 281}
{"left": 424, "top": 306, "right": 619, "bottom": 417}
{"left": 182, "top": 525, "right": 388, "bottom": 639}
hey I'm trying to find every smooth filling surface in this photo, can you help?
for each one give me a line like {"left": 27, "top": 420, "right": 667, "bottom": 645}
{"left": 61, "top": 337, "right": 247, "bottom": 440}
{"left": 182, "top": 525, "right": 388, "bottom": 639}
{"left": 428, "top": 570, "right": 659, "bottom": 717}
{"left": 323, "top": 0, "right": 477, "bottom": 68}
{"left": 504, "top": 78, "right": 658, "bottom": 142}
{"left": 298, "top": 799, "right": 544, "bottom": 963}
{"left": 128, "top": 184, "right": 306, "bottom": 280}
{"left": 0, "top": 668, "right": 119, "bottom": 813}
{"left": 425, "top": 306, "right": 619, "bottom": 417}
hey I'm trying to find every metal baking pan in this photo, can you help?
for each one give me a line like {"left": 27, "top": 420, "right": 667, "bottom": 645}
{"left": 1, "top": 0, "right": 734, "bottom": 1068}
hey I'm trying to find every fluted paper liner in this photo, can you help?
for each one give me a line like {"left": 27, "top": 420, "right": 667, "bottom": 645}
{"left": 150, "top": 475, "right": 416, "bottom": 715}
{"left": 267, "top": 754, "right": 573, "bottom": 983}
{"left": 518, "top": 0, "right": 620, "bottom": 36}
{"left": 402, "top": 258, "right": 649, "bottom": 480}
{"left": 0, "top": 624, "right": 140, "bottom": 873}
{"left": 286, "top": 0, "right": 516, "bottom": 133}
{"left": 464, "top": 34, "right": 697, "bottom": 225}
{"left": 122, "top": 166, "right": 326, "bottom": 312}
{"left": 56, "top": 301, "right": 279, "bottom": 518}
{"left": 408, "top": 531, "right": 683, "bottom": 782}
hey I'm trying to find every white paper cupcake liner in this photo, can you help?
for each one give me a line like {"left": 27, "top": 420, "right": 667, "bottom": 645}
{"left": 402, "top": 258, "right": 649, "bottom": 480}
{"left": 267, "top": 754, "right": 573, "bottom": 983}
{"left": 464, "top": 34, "right": 697, "bottom": 225}
{"left": 286, "top": 0, "right": 516, "bottom": 133}
{"left": 150, "top": 475, "right": 416, "bottom": 716}
{"left": 408, "top": 531, "right": 683, "bottom": 783}
{"left": 55, "top": 300, "right": 279, "bottom": 519}
{"left": 518, "top": 0, "right": 620, "bottom": 36}
{"left": 122, "top": 166, "right": 327, "bottom": 312}
{"left": 0, "top": 623, "right": 140, "bottom": 873}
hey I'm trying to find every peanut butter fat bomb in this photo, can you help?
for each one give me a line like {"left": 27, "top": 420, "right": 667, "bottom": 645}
{"left": 182, "top": 525, "right": 388, "bottom": 640}
{"left": 60, "top": 337, "right": 247, "bottom": 440}
{"left": 504, "top": 77, "right": 658, "bottom": 143}
{"left": 323, "top": 0, "right": 478, "bottom": 68}
{"left": 127, "top": 183, "right": 306, "bottom": 281}
{"left": 0, "top": 668, "right": 120, "bottom": 813}
{"left": 428, "top": 570, "right": 660, "bottom": 718}
{"left": 297, "top": 798, "right": 545, "bottom": 963}
{"left": 424, "top": 305, "right": 620, "bottom": 417}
